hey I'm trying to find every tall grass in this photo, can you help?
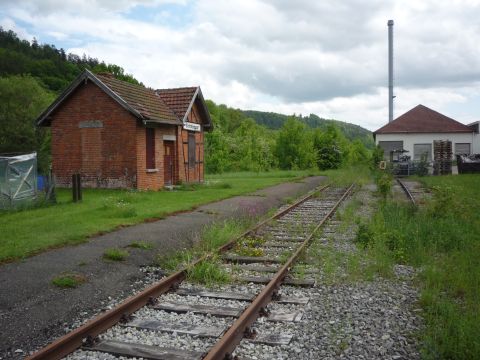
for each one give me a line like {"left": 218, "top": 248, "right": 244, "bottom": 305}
{"left": 359, "top": 174, "right": 480, "bottom": 359}
{"left": 155, "top": 219, "right": 248, "bottom": 273}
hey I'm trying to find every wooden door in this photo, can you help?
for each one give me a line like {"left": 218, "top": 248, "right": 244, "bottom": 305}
{"left": 163, "top": 141, "right": 175, "bottom": 185}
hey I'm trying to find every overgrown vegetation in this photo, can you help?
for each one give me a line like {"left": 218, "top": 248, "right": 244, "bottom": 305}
{"left": 51, "top": 273, "right": 86, "bottom": 288}
{"left": 155, "top": 219, "right": 247, "bottom": 273}
{"left": 103, "top": 248, "right": 129, "bottom": 261}
{"left": 234, "top": 236, "right": 265, "bottom": 257}
{"left": 186, "top": 257, "right": 231, "bottom": 286}
{"left": 358, "top": 174, "right": 480, "bottom": 359}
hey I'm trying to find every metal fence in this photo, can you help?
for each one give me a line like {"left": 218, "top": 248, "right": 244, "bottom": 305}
{"left": 0, "top": 152, "right": 37, "bottom": 209}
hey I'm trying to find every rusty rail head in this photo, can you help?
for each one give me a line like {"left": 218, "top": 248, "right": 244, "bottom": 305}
{"left": 203, "top": 183, "right": 355, "bottom": 360}
{"left": 396, "top": 178, "right": 416, "bottom": 206}
{"left": 26, "top": 182, "right": 330, "bottom": 360}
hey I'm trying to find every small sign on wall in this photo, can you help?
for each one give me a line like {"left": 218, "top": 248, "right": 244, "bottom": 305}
{"left": 79, "top": 120, "right": 103, "bottom": 128}
{"left": 183, "top": 122, "right": 201, "bottom": 132}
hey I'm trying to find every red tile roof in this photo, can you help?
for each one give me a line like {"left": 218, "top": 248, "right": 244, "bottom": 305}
{"left": 96, "top": 74, "right": 180, "bottom": 125}
{"left": 374, "top": 105, "right": 473, "bottom": 134}
{"left": 37, "top": 70, "right": 212, "bottom": 129}
{"left": 156, "top": 87, "right": 198, "bottom": 121}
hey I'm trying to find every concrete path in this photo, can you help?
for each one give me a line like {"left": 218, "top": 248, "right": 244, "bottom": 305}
{"left": 0, "top": 176, "right": 325, "bottom": 359}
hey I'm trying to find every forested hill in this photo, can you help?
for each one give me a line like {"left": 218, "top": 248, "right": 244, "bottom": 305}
{"left": 243, "top": 110, "right": 373, "bottom": 147}
{"left": 0, "top": 27, "right": 140, "bottom": 93}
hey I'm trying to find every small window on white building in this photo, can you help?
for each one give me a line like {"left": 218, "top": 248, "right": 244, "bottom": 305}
{"left": 414, "top": 144, "right": 432, "bottom": 161}
{"left": 378, "top": 141, "right": 404, "bottom": 160}
{"left": 455, "top": 143, "right": 471, "bottom": 155}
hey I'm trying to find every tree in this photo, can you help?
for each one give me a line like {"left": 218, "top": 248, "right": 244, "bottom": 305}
{"left": 275, "top": 117, "right": 316, "bottom": 170}
{"left": 346, "top": 139, "right": 370, "bottom": 165}
{"left": 313, "top": 125, "right": 346, "bottom": 170}
{"left": 0, "top": 75, "right": 55, "bottom": 172}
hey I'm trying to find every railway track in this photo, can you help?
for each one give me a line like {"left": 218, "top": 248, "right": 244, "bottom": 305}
{"left": 396, "top": 178, "right": 416, "bottom": 205}
{"left": 396, "top": 178, "right": 429, "bottom": 206}
{"left": 28, "top": 183, "right": 353, "bottom": 360}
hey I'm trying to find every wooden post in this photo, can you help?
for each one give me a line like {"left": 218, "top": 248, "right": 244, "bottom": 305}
{"left": 72, "top": 174, "right": 82, "bottom": 202}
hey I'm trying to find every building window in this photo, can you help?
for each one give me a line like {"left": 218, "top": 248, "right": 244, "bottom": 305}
{"left": 455, "top": 143, "right": 471, "bottom": 155}
{"left": 378, "top": 141, "right": 404, "bottom": 160}
{"left": 146, "top": 128, "right": 155, "bottom": 169}
{"left": 414, "top": 143, "right": 432, "bottom": 161}
{"left": 188, "top": 132, "right": 196, "bottom": 167}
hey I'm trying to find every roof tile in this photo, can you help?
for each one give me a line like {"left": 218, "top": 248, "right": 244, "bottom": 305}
{"left": 374, "top": 105, "right": 472, "bottom": 134}
{"left": 95, "top": 74, "right": 181, "bottom": 125}
{"left": 156, "top": 87, "right": 198, "bottom": 120}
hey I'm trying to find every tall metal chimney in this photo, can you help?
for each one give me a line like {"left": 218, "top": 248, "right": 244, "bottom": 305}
{"left": 388, "top": 19, "right": 394, "bottom": 122}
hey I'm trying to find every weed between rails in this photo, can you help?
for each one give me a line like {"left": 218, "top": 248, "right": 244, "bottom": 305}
{"left": 154, "top": 219, "right": 248, "bottom": 274}
{"left": 234, "top": 236, "right": 265, "bottom": 257}
{"left": 186, "top": 257, "right": 231, "bottom": 286}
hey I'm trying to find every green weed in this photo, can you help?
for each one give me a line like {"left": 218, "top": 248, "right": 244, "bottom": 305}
{"left": 103, "top": 248, "right": 129, "bottom": 261}
{"left": 52, "top": 273, "right": 86, "bottom": 288}
{"left": 128, "top": 241, "right": 154, "bottom": 250}
{"left": 235, "top": 236, "right": 265, "bottom": 257}
{"left": 186, "top": 258, "right": 230, "bottom": 286}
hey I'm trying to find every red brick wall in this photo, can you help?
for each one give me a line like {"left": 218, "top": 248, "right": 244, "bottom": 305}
{"left": 136, "top": 125, "right": 177, "bottom": 190}
{"left": 50, "top": 81, "right": 138, "bottom": 188}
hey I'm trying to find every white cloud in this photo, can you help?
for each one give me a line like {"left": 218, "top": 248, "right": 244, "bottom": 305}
{"left": 1, "top": 0, "right": 480, "bottom": 130}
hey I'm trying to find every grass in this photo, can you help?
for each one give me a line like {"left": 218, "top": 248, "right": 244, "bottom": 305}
{"left": 52, "top": 273, "right": 86, "bottom": 288}
{"left": 155, "top": 219, "right": 248, "bottom": 272}
{"left": 320, "top": 165, "right": 372, "bottom": 186}
{"left": 359, "top": 174, "right": 480, "bottom": 359}
{"left": 103, "top": 248, "right": 129, "bottom": 261}
{"left": 186, "top": 257, "right": 230, "bottom": 286}
{"left": 0, "top": 170, "right": 317, "bottom": 262}
{"left": 128, "top": 241, "right": 154, "bottom": 250}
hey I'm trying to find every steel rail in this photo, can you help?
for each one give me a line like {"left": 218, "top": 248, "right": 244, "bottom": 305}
{"left": 396, "top": 178, "right": 416, "bottom": 206}
{"left": 203, "top": 183, "right": 355, "bottom": 360}
{"left": 26, "top": 182, "right": 330, "bottom": 360}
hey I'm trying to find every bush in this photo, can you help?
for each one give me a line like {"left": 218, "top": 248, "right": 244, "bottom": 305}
{"left": 376, "top": 172, "right": 392, "bottom": 200}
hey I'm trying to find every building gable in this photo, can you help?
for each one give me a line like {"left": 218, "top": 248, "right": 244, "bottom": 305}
{"left": 374, "top": 104, "right": 473, "bottom": 135}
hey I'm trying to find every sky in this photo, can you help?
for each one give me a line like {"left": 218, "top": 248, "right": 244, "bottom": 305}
{"left": 1, "top": 0, "right": 480, "bottom": 131}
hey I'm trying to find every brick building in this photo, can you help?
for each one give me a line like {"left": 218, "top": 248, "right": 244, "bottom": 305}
{"left": 36, "top": 70, "right": 212, "bottom": 190}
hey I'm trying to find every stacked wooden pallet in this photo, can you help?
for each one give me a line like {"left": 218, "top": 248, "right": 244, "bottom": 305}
{"left": 433, "top": 140, "right": 452, "bottom": 175}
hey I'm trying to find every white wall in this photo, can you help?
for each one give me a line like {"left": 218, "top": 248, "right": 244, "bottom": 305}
{"left": 473, "top": 133, "right": 480, "bottom": 153}
{"left": 375, "top": 132, "right": 477, "bottom": 159}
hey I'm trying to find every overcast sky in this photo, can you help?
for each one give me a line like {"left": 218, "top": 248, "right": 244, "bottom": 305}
{"left": 1, "top": 0, "right": 480, "bottom": 130}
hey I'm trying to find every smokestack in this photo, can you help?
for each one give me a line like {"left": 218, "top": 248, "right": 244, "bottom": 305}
{"left": 388, "top": 19, "right": 394, "bottom": 123}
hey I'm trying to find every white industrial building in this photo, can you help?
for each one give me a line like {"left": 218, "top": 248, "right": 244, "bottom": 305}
{"left": 373, "top": 105, "right": 479, "bottom": 161}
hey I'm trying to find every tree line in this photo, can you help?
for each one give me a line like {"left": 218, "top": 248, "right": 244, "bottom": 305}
{"left": 0, "top": 28, "right": 374, "bottom": 175}
{"left": 205, "top": 101, "right": 371, "bottom": 173}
